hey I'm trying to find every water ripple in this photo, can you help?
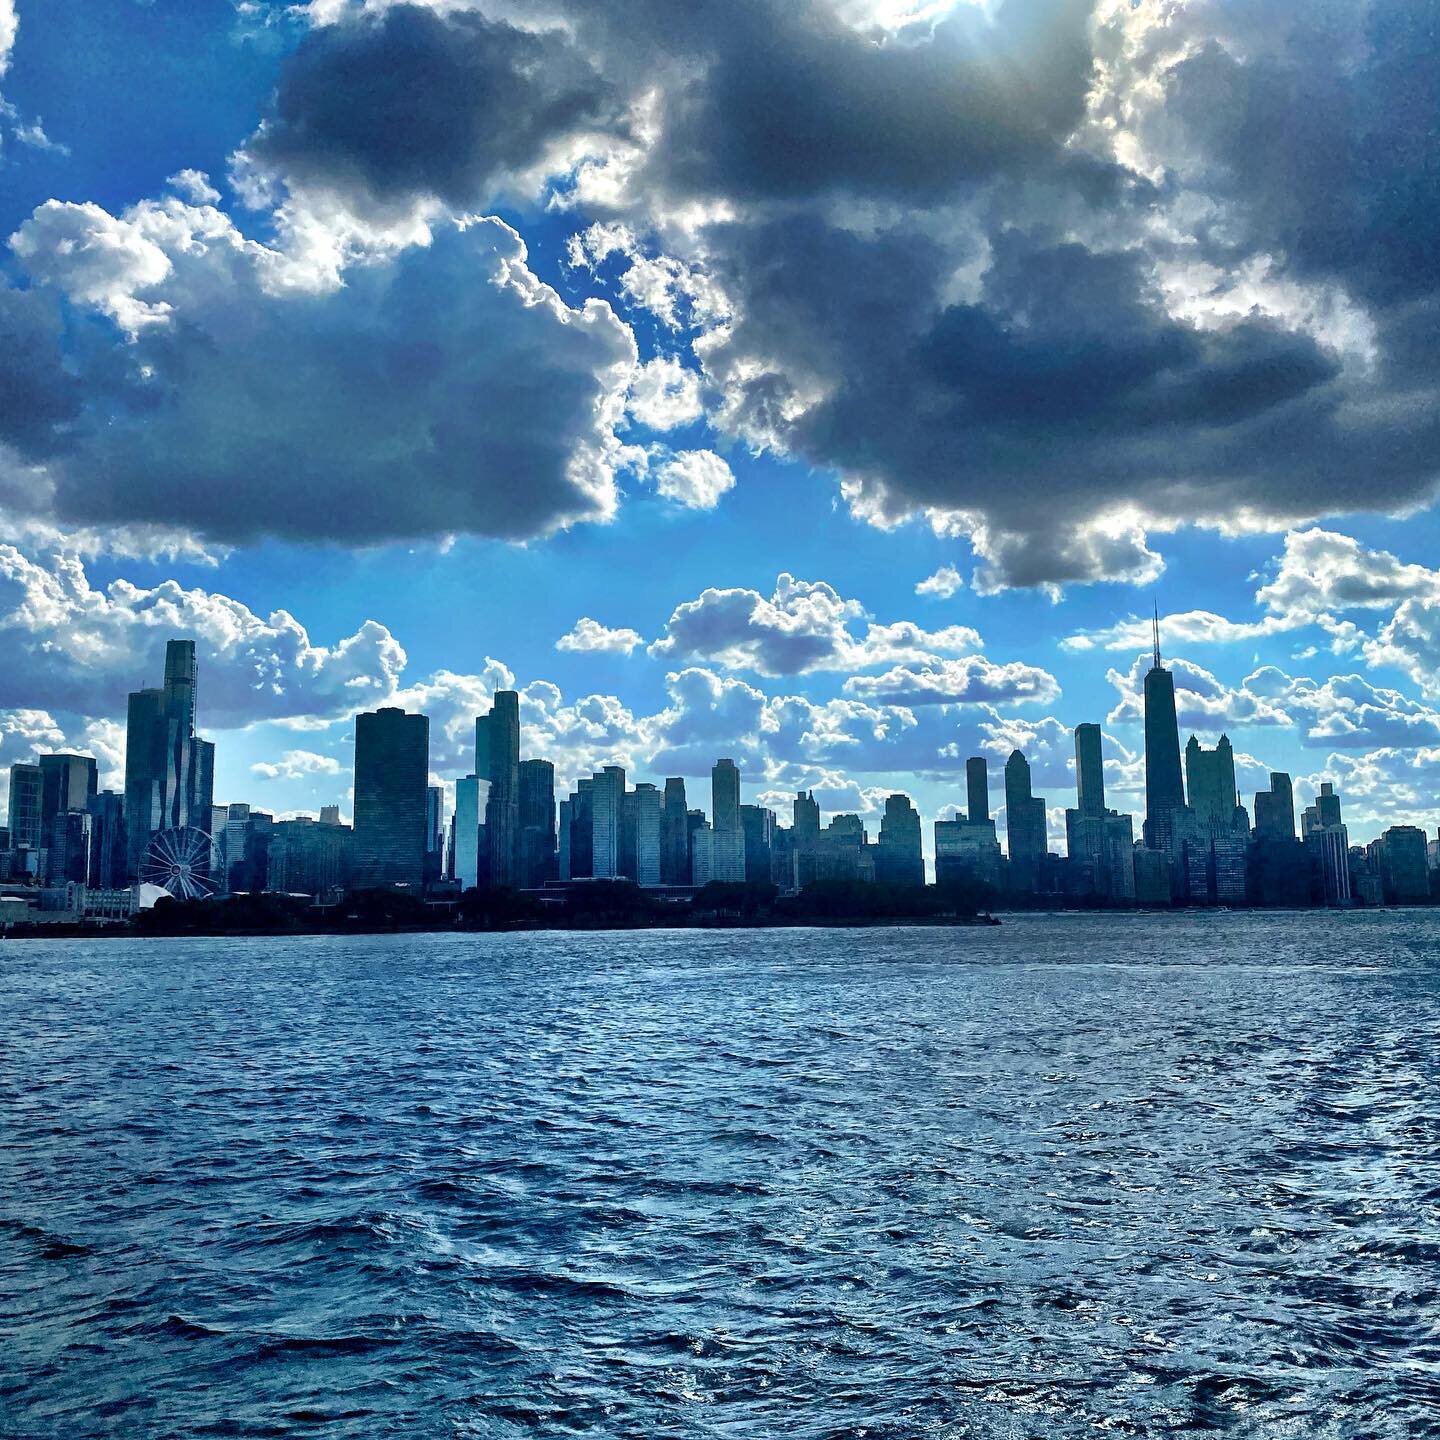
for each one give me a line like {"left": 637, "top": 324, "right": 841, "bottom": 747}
{"left": 2, "top": 912, "right": 1439, "bottom": 1437}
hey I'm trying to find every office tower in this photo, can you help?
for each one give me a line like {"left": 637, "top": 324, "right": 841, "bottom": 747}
{"left": 740, "top": 804, "right": 776, "bottom": 884}
{"left": 1143, "top": 612, "right": 1186, "bottom": 852}
{"left": 789, "top": 794, "right": 823, "bottom": 869}
{"left": 479, "top": 691, "right": 521, "bottom": 886}
{"left": 712, "top": 759, "right": 741, "bottom": 834}
{"left": 518, "top": 758, "right": 557, "bottom": 888}
{"left": 352, "top": 707, "right": 430, "bottom": 890}
{"left": 966, "top": 756, "right": 990, "bottom": 823}
{"left": 934, "top": 813, "right": 1002, "bottom": 890}
{"left": 661, "top": 778, "right": 689, "bottom": 885}
{"left": 685, "top": 808, "right": 709, "bottom": 880}
{"left": 1073, "top": 724, "right": 1105, "bottom": 816}
{"left": 39, "top": 754, "right": 99, "bottom": 842}
{"left": 1301, "top": 782, "right": 1351, "bottom": 905}
{"left": 1185, "top": 735, "right": 1240, "bottom": 827}
{"left": 620, "top": 787, "right": 639, "bottom": 880}
{"left": 320, "top": 804, "right": 342, "bottom": 826}
{"left": 557, "top": 798, "right": 572, "bottom": 880}
{"left": 1003, "top": 749, "right": 1048, "bottom": 891}
{"left": 565, "top": 778, "right": 595, "bottom": 879}
{"left": 769, "top": 826, "right": 796, "bottom": 891}
{"left": 50, "top": 809, "right": 93, "bottom": 886}
{"left": 453, "top": 775, "right": 483, "bottom": 890}
{"left": 1064, "top": 726, "right": 1136, "bottom": 901}
{"left": 1370, "top": 826, "right": 1429, "bottom": 904}
{"left": 692, "top": 823, "right": 746, "bottom": 885}
{"left": 1253, "top": 773, "right": 1296, "bottom": 841}
{"left": 86, "top": 791, "right": 128, "bottom": 889}
{"left": 125, "top": 640, "right": 214, "bottom": 880}
{"left": 590, "top": 765, "right": 625, "bottom": 878}
{"left": 877, "top": 793, "right": 924, "bottom": 886}
{"left": 425, "top": 786, "right": 445, "bottom": 885}
{"left": 708, "top": 759, "right": 746, "bottom": 881}
{"left": 630, "top": 782, "right": 662, "bottom": 887}
{"left": 267, "top": 815, "right": 352, "bottom": 898}
{"left": 7, "top": 763, "right": 43, "bottom": 849}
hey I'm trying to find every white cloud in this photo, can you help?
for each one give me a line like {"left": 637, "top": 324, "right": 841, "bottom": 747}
{"left": 843, "top": 656, "right": 1061, "bottom": 708}
{"left": 652, "top": 450, "right": 735, "bottom": 509}
{"left": 251, "top": 749, "right": 343, "bottom": 781}
{"left": 0, "top": 543, "right": 405, "bottom": 728}
{"left": 626, "top": 355, "right": 703, "bottom": 430}
{"left": 650, "top": 573, "right": 984, "bottom": 676}
{"left": 1257, "top": 528, "right": 1440, "bottom": 620}
{"left": 556, "top": 617, "right": 645, "bottom": 655}
{"left": 166, "top": 169, "right": 222, "bottom": 205}
{"left": 915, "top": 564, "right": 964, "bottom": 598}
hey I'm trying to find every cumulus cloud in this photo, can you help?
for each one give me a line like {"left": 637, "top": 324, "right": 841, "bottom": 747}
{"left": 915, "top": 565, "right": 964, "bottom": 599}
{"left": 251, "top": 749, "right": 343, "bottom": 780}
{"left": 844, "top": 657, "right": 1061, "bottom": 708}
{"left": 651, "top": 449, "right": 735, "bottom": 509}
{"left": 649, "top": 573, "right": 984, "bottom": 676}
{"left": 625, "top": 356, "right": 704, "bottom": 430}
{"left": 6, "top": 199, "right": 640, "bottom": 546}
{"left": 0, "top": 544, "right": 405, "bottom": 727}
{"left": 555, "top": 617, "right": 645, "bottom": 655}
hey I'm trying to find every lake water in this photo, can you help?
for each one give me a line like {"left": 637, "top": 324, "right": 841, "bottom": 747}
{"left": 2, "top": 913, "right": 1439, "bottom": 1437}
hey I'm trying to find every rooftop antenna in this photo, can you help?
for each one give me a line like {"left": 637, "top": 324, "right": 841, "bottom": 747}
{"left": 1152, "top": 600, "right": 1162, "bottom": 670}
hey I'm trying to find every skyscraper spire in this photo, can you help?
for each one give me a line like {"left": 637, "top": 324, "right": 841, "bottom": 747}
{"left": 1152, "top": 601, "right": 1162, "bottom": 671}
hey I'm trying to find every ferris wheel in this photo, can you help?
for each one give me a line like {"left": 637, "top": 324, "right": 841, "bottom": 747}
{"left": 141, "top": 826, "right": 216, "bottom": 901}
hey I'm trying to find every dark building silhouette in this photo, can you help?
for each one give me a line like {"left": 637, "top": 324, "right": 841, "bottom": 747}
{"left": 1302, "top": 782, "right": 1352, "bottom": 906}
{"left": 1253, "top": 772, "right": 1296, "bottom": 841}
{"left": 39, "top": 754, "right": 98, "bottom": 844}
{"left": 1073, "top": 724, "right": 1104, "bottom": 817}
{"left": 425, "top": 785, "right": 445, "bottom": 885}
{"left": 966, "top": 756, "right": 990, "bottom": 823}
{"left": 352, "top": 707, "right": 429, "bottom": 890}
{"left": 740, "top": 804, "right": 775, "bottom": 883}
{"left": 481, "top": 691, "right": 521, "bottom": 886}
{"left": 661, "top": 778, "right": 689, "bottom": 884}
{"left": 268, "top": 815, "right": 352, "bottom": 898}
{"left": 124, "top": 640, "right": 215, "bottom": 880}
{"left": 1142, "top": 613, "right": 1185, "bottom": 854}
{"left": 519, "top": 758, "right": 557, "bottom": 888}
{"left": 1004, "top": 749, "right": 1048, "bottom": 891}
{"left": 6, "top": 762, "right": 42, "bottom": 850}
{"left": 877, "top": 793, "right": 924, "bottom": 886}
{"left": 50, "top": 809, "right": 93, "bottom": 886}
{"left": 87, "top": 791, "right": 128, "bottom": 889}
{"left": 1370, "top": 825, "right": 1429, "bottom": 904}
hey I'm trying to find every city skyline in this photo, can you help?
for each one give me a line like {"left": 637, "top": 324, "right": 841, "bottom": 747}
{"left": 3, "top": 625, "right": 1437, "bottom": 912}
{"left": 3, "top": 3, "right": 1440, "bottom": 872}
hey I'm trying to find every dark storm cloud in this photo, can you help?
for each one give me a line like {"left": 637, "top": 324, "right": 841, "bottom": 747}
{"left": 0, "top": 284, "right": 78, "bottom": 456}
{"left": 10, "top": 213, "right": 635, "bottom": 545}
{"left": 1160, "top": 2, "right": 1440, "bottom": 306}
{"left": 634, "top": 0, "right": 1097, "bottom": 202}
{"left": 249, "top": 4, "right": 617, "bottom": 209}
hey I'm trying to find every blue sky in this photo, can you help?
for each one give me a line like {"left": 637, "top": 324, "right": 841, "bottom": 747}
{"left": 4, "top": 0, "right": 1440, "bottom": 852}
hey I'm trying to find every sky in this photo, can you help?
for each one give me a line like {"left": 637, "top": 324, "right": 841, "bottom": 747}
{"left": 3, "top": 0, "right": 1440, "bottom": 854}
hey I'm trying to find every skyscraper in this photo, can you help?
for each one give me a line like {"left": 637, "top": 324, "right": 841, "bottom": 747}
{"left": 518, "top": 758, "right": 556, "bottom": 888}
{"left": 352, "top": 707, "right": 430, "bottom": 890}
{"left": 1073, "top": 723, "right": 1105, "bottom": 817}
{"left": 87, "top": 790, "right": 128, "bottom": 889}
{"left": 966, "top": 756, "right": 990, "bottom": 823}
{"left": 482, "top": 691, "right": 521, "bottom": 886}
{"left": 709, "top": 759, "right": 745, "bottom": 880}
{"left": 124, "top": 639, "right": 215, "bottom": 880}
{"left": 1253, "top": 772, "right": 1296, "bottom": 841}
{"left": 1003, "top": 749, "right": 1048, "bottom": 891}
{"left": 1064, "top": 726, "right": 1135, "bottom": 902}
{"left": 740, "top": 804, "right": 776, "bottom": 884}
{"left": 590, "top": 765, "right": 625, "bottom": 878}
{"left": 39, "top": 754, "right": 98, "bottom": 842}
{"left": 1183, "top": 734, "right": 1249, "bottom": 904}
{"left": 877, "top": 793, "right": 924, "bottom": 886}
{"left": 452, "top": 774, "right": 484, "bottom": 890}
{"left": 712, "top": 759, "right": 741, "bottom": 835}
{"left": 1302, "top": 783, "right": 1350, "bottom": 905}
{"left": 630, "top": 782, "right": 662, "bottom": 887}
{"left": 425, "top": 785, "right": 445, "bottom": 884}
{"left": 661, "top": 778, "right": 689, "bottom": 884}
{"left": 1142, "top": 612, "right": 1186, "bottom": 852}
{"left": 6, "top": 763, "right": 42, "bottom": 850}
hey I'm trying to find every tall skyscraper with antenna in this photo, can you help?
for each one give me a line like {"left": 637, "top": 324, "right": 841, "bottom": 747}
{"left": 1142, "top": 608, "right": 1185, "bottom": 853}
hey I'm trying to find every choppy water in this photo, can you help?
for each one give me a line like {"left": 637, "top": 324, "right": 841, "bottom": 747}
{"left": 2, "top": 913, "right": 1440, "bottom": 1438}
